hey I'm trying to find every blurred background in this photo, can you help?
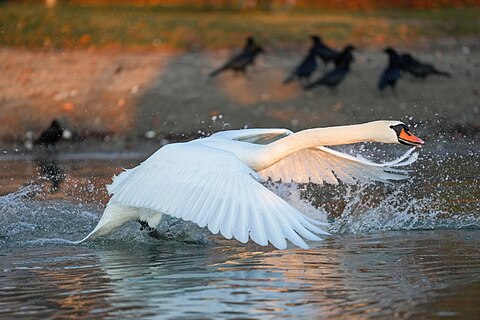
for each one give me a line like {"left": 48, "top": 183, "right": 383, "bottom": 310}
{"left": 1, "top": 4, "right": 480, "bottom": 318}
{"left": 0, "top": 0, "right": 479, "bottom": 148}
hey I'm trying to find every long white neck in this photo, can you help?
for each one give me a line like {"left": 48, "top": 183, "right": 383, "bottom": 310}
{"left": 253, "top": 122, "right": 384, "bottom": 171}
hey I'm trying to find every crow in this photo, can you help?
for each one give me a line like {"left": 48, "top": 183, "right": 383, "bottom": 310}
{"left": 283, "top": 48, "right": 318, "bottom": 84}
{"left": 242, "top": 36, "right": 256, "bottom": 51}
{"left": 378, "top": 47, "right": 403, "bottom": 93}
{"left": 334, "top": 44, "right": 355, "bottom": 67}
{"left": 34, "top": 119, "right": 64, "bottom": 147}
{"left": 310, "top": 35, "right": 339, "bottom": 66}
{"left": 209, "top": 37, "right": 265, "bottom": 77}
{"left": 304, "top": 45, "right": 355, "bottom": 90}
{"left": 400, "top": 53, "right": 451, "bottom": 78}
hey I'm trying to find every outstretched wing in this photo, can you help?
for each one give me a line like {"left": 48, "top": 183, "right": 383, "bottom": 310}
{"left": 107, "top": 143, "right": 328, "bottom": 250}
{"left": 259, "top": 147, "right": 418, "bottom": 185}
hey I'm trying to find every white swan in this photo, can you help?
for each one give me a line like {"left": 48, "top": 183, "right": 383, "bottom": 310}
{"left": 78, "top": 120, "right": 424, "bottom": 249}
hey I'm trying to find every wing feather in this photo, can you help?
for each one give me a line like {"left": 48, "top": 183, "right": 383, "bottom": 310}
{"left": 248, "top": 196, "right": 268, "bottom": 246}
{"left": 233, "top": 185, "right": 249, "bottom": 243}
{"left": 108, "top": 143, "right": 328, "bottom": 249}
{"left": 259, "top": 147, "right": 418, "bottom": 184}
{"left": 268, "top": 197, "right": 309, "bottom": 249}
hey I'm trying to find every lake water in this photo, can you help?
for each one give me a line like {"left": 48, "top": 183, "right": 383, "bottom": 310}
{"left": 0, "top": 141, "right": 479, "bottom": 319}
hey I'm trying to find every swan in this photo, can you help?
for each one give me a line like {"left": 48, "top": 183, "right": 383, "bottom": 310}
{"left": 78, "top": 120, "right": 424, "bottom": 249}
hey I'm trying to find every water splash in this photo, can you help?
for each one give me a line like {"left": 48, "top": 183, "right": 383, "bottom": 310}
{"left": 0, "top": 185, "right": 101, "bottom": 247}
{"left": 266, "top": 150, "right": 479, "bottom": 234}
{"left": 1, "top": 148, "right": 478, "bottom": 247}
{"left": 0, "top": 185, "right": 208, "bottom": 247}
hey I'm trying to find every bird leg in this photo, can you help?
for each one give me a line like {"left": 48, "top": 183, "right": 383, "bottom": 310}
{"left": 138, "top": 220, "right": 167, "bottom": 240}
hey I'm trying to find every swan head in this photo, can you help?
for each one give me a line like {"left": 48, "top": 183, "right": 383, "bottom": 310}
{"left": 372, "top": 120, "right": 424, "bottom": 146}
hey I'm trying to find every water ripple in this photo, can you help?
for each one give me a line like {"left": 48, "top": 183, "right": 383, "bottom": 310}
{"left": 0, "top": 148, "right": 479, "bottom": 318}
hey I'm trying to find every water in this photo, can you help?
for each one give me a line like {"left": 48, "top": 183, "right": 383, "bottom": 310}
{"left": 0, "top": 142, "right": 479, "bottom": 319}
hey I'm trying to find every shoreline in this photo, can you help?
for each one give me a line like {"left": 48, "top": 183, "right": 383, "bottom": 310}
{"left": 1, "top": 45, "right": 479, "bottom": 147}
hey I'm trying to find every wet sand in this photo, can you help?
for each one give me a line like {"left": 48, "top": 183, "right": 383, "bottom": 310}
{"left": 0, "top": 45, "right": 479, "bottom": 146}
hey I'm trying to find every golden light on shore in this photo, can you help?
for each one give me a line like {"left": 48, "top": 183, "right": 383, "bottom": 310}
{"left": 0, "top": 49, "right": 172, "bottom": 140}
{"left": 45, "top": 0, "right": 57, "bottom": 8}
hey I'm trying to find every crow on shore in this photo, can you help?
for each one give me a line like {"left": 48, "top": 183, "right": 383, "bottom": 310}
{"left": 378, "top": 47, "right": 403, "bottom": 93}
{"left": 304, "top": 45, "right": 355, "bottom": 90}
{"left": 283, "top": 48, "right": 318, "bottom": 84}
{"left": 209, "top": 37, "right": 264, "bottom": 77}
{"left": 400, "top": 53, "right": 451, "bottom": 78}
{"left": 334, "top": 45, "right": 355, "bottom": 67}
{"left": 310, "top": 35, "right": 339, "bottom": 66}
{"left": 34, "top": 120, "right": 64, "bottom": 147}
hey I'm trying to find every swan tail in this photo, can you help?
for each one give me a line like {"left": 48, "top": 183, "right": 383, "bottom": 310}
{"left": 76, "top": 202, "right": 137, "bottom": 244}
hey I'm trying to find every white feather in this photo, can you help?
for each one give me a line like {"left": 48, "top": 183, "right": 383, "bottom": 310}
{"left": 259, "top": 147, "right": 418, "bottom": 184}
{"left": 79, "top": 121, "right": 422, "bottom": 249}
{"left": 107, "top": 143, "right": 327, "bottom": 249}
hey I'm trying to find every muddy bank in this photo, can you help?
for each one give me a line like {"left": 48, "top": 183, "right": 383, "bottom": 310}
{"left": 0, "top": 45, "right": 479, "bottom": 147}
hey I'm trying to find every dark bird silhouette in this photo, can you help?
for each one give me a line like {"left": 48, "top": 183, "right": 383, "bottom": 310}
{"left": 400, "top": 53, "right": 451, "bottom": 78}
{"left": 34, "top": 119, "right": 64, "bottom": 147}
{"left": 242, "top": 36, "right": 256, "bottom": 51}
{"left": 378, "top": 47, "right": 403, "bottom": 93}
{"left": 209, "top": 37, "right": 264, "bottom": 77}
{"left": 38, "top": 159, "right": 65, "bottom": 193}
{"left": 304, "top": 46, "right": 355, "bottom": 90}
{"left": 334, "top": 45, "right": 355, "bottom": 67}
{"left": 283, "top": 48, "right": 318, "bottom": 84}
{"left": 310, "top": 35, "right": 339, "bottom": 66}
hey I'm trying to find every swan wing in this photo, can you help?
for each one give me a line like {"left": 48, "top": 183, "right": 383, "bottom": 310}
{"left": 258, "top": 147, "right": 418, "bottom": 184}
{"left": 107, "top": 143, "right": 328, "bottom": 249}
{"left": 210, "top": 128, "right": 293, "bottom": 144}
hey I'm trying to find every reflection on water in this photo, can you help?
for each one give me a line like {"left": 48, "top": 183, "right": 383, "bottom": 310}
{"left": 0, "top": 151, "right": 141, "bottom": 204}
{"left": 0, "top": 143, "right": 479, "bottom": 318}
{"left": 34, "top": 149, "right": 65, "bottom": 194}
{"left": 1, "top": 232, "right": 479, "bottom": 319}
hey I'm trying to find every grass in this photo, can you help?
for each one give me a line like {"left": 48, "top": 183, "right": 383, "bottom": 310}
{"left": 0, "top": 3, "right": 479, "bottom": 49}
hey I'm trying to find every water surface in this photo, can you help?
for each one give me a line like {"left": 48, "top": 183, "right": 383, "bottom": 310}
{"left": 0, "top": 143, "right": 479, "bottom": 319}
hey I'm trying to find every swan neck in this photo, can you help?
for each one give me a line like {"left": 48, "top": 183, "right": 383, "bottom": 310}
{"left": 259, "top": 123, "right": 377, "bottom": 170}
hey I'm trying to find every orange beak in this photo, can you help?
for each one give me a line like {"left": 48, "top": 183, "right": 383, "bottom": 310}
{"left": 399, "top": 128, "right": 425, "bottom": 146}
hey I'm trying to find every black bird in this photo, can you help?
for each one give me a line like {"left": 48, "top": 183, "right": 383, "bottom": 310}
{"left": 400, "top": 53, "right": 451, "bottom": 78}
{"left": 242, "top": 36, "right": 256, "bottom": 51}
{"left": 34, "top": 119, "right": 64, "bottom": 147}
{"left": 334, "top": 44, "right": 355, "bottom": 67}
{"left": 38, "top": 159, "right": 65, "bottom": 193}
{"left": 333, "top": 44, "right": 355, "bottom": 67}
{"left": 378, "top": 47, "right": 403, "bottom": 93}
{"left": 209, "top": 37, "right": 265, "bottom": 77}
{"left": 304, "top": 46, "right": 355, "bottom": 90}
{"left": 310, "top": 35, "right": 339, "bottom": 66}
{"left": 283, "top": 48, "right": 318, "bottom": 84}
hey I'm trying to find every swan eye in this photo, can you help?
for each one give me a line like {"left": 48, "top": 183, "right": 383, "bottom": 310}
{"left": 390, "top": 124, "right": 405, "bottom": 135}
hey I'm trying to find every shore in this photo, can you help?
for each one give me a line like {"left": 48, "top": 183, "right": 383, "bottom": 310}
{"left": 1, "top": 44, "right": 479, "bottom": 147}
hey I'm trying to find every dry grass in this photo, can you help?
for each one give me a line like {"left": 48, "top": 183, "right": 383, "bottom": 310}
{"left": 1, "top": 3, "right": 479, "bottom": 49}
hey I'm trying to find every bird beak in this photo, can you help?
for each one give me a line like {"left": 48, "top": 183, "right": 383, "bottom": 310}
{"left": 398, "top": 128, "right": 424, "bottom": 147}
